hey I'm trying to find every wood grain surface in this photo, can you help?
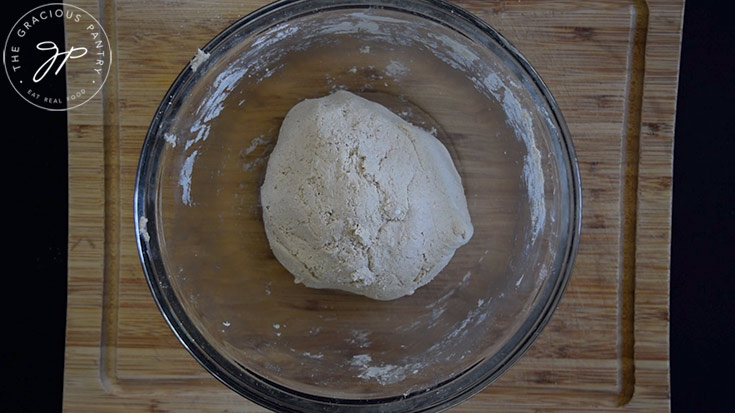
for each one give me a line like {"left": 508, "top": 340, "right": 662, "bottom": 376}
{"left": 64, "top": 0, "right": 682, "bottom": 411}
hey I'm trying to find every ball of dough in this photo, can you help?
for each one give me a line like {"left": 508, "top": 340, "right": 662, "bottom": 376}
{"left": 260, "top": 91, "right": 473, "bottom": 300}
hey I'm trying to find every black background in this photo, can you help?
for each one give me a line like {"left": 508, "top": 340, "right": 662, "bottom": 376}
{"left": 3, "top": 1, "right": 733, "bottom": 411}
{"left": 3, "top": 2, "right": 68, "bottom": 412}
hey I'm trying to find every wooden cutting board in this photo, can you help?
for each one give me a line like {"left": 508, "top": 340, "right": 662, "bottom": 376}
{"left": 64, "top": 0, "right": 682, "bottom": 411}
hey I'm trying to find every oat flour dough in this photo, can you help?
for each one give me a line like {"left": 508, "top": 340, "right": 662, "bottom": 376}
{"left": 260, "top": 91, "right": 473, "bottom": 300}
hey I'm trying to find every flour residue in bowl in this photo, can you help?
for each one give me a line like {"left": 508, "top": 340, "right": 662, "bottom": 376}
{"left": 179, "top": 149, "right": 198, "bottom": 205}
{"left": 349, "top": 290, "right": 490, "bottom": 387}
{"left": 187, "top": 66, "right": 247, "bottom": 150}
{"left": 138, "top": 215, "right": 150, "bottom": 242}
{"left": 190, "top": 48, "right": 210, "bottom": 72}
{"left": 481, "top": 73, "right": 546, "bottom": 243}
{"left": 179, "top": 9, "right": 547, "bottom": 241}
{"left": 385, "top": 60, "right": 409, "bottom": 79}
{"left": 420, "top": 29, "right": 547, "bottom": 244}
{"left": 241, "top": 134, "right": 274, "bottom": 172}
{"left": 163, "top": 132, "right": 177, "bottom": 147}
{"left": 176, "top": 23, "right": 307, "bottom": 200}
{"left": 183, "top": 23, "right": 302, "bottom": 152}
{"left": 349, "top": 354, "right": 428, "bottom": 386}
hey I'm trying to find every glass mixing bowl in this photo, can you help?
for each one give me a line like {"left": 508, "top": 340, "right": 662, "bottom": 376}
{"left": 134, "top": 0, "right": 582, "bottom": 411}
